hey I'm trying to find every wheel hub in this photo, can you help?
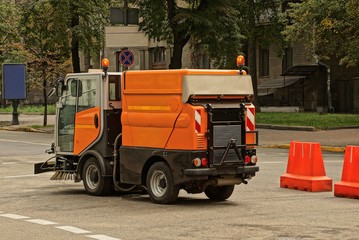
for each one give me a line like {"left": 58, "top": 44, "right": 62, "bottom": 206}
{"left": 159, "top": 178, "right": 166, "bottom": 189}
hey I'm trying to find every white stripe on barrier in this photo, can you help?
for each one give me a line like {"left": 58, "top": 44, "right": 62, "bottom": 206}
{"left": 246, "top": 106, "right": 255, "bottom": 131}
{"left": 195, "top": 109, "right": 201, "bottom": 133}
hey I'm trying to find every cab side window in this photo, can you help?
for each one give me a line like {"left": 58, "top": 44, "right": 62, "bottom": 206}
{"left": 109, "top": 75, "right": 121, "bottom": 101}
{"left": 77, "top": 78, "right": 97, "bottom": 112}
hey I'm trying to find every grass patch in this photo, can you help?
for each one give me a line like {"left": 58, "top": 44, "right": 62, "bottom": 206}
{"left": 256, "top": 112, "right": 359, "bottom": 129}
{"left": 0, "top": 104, "right": 56, "bottom": 114}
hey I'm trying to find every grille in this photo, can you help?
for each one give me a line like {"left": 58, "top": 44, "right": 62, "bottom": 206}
{"left": 213, "top": 125, "right": 241, "bottom": 147}
{"left": 196, "top": 134, "right": 206, "bottom": 149}
{"left": 212, "top": 125, "right": 242, "bottom": 165}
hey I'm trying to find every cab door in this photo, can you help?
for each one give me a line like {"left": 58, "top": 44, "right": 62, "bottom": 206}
{"left": 56, "top": 74, "right": 102, "bottom": 155}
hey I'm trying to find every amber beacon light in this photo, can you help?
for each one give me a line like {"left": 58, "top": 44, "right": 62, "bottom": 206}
{"left": 236, "top": 55, "right": 245, "bottom": 68}
{"left": 236, "top": 55, "right": 247, "bottom": 75}
{"left": 102, "top": 58, "right": 110, "bottom": 68}
{"left": 102, "top": 58, "right": 110, "bottom": 76}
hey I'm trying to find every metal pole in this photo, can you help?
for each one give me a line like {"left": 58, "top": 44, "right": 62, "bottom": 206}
{"left": 124, "top": 0, "right": 128, "bottom": 26}
{"left": 11, "top": 99, "right": 19, "bottom": 125}
{"left": 115, "top": 50, "right": 120, "bottom": 72}
{"left": 318, "top": 62, "right": 333, "bottom": 112}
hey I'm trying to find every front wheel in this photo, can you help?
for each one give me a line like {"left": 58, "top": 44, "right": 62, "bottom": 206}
{"left": 146, "top": 162, "right": 179, "bottom": 204}
{"left": 205, "top": 185, "right": 235, "bottom": 201}
{"left": 82, "top": 157, "right": 111, "bottom": 196}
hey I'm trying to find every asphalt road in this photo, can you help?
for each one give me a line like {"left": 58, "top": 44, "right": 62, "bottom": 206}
{"left": 0, "top": 130, "right": 358, "bottom": 240}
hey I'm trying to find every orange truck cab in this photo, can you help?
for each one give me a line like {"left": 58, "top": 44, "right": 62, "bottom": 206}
{"left": 35, "top": 66, "right": 259, "bottom": 204}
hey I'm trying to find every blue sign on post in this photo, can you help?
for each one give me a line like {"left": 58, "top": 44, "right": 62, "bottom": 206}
{"left": 119, "top": 49, "right": 134, "bottom": 67}
{"left": 2, "top": 63, "right": 27, "bottom": 100}
{"left": 2, "top": 63, "right": 27, "bottom": 125}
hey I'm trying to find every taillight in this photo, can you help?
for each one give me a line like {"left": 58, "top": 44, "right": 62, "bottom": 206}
{"left": 193, "top": 157, "right": 208, "bottom": 167}
{"left": 201, "top": 158, "right": 208, "bottom": 167}
{"left": 245, "top": 155, "right": 251, "bottom": 165}
{"left": 244, "top": 154, "right": 257, "bottom": 165}
{"left": 251, "top": 155, "right": 258, "bottom": 164}
{"left": 193, "top": 158, "right": 201, "bottom": 167}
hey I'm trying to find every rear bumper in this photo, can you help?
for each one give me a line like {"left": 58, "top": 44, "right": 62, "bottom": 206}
{"left": 184, "top": 165, "right": 259, "bottom": 176}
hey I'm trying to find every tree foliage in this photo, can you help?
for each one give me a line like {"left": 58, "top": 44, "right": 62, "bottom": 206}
{"left": 284, "top": 0, "right": 359, "bottom": 67}
{"left": 133, "top": 0, "right": 245, "bottom": 69}
{"left": 0, "top": 1, "right": 31, "bottom": 107}
{"left": 0, "top": 1, "right": 29, "bottom": 64}
{"left": 19, "top": 0, "right": 72, "bottom": 125}
{"left": 236, "top": 0, "right": 284, "bottom": 110}
{"left": 49, "top": 0, "right": 110, "bottom": 72}
{"left": 133, "top": 0, "right": 283, "bottom": 109}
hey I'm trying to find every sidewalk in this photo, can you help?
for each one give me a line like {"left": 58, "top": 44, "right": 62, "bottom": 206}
{"left": 0, "top": 113, "right": 55, "bottom": 126}
{"left": 1, "top": 113, "right": 358, "bottom": 151}
{"left": 0, "top": 113, "right": 55, "bottom": 133}
{"left": 259, "top": 128, "right": 359, "bottom": 151}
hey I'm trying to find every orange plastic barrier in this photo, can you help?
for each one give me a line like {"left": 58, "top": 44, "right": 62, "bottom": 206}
{"left": 334, "top": 146, "right": 359, "bottom": 199}
{"left": 280, "top": 141, "right": 332, "bottom": 192}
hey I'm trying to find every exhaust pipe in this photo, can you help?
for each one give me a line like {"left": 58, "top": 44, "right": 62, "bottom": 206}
{"left": 215, "top": 178, "right": 243, "bottom": 186}
{"left": 200, "top": 177, "right": 243, "bottom": 191}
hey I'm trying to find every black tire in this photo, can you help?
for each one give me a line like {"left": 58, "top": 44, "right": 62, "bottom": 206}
{"left": 82, "top": 157, "right": 111, "bottom": 196}
{"left": 146, "top": 162, "right": 179, "bottom": 204}
{"left": 204, "top": 185, "right": 235, "bottom": 201}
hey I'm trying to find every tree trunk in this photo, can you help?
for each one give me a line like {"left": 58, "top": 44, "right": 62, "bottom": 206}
{"left": 169, "top": 39, "right": 184, "bottom": 69}
{"left": 42, "top": 66, "right": 48, "bottom": 126}
{"left": 71, "top": 14, "right": 81, "bottom": 73}
{"left": 168, "top": 33, "right": 190, "bottom": 69}
{"left": 248, "top": 39, "right": 261, "bottom": 111}
{"left": 247, "top": 0, "right": 261, "bottom": 112}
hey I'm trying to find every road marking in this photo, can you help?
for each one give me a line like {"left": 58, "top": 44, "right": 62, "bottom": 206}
{"left": 0, "top": 213, "right": 30, "bottom": 220}
{"left": 0, "top": 212, "right": 119, "bottom": 240}
{"left": 26, "top": 219, "right": 57, "bottom": 225}
{"left": 2, "top": 162, "right": 16, "bottom": 165}
{"left": 56, "top": 226, "right": 91, "bottom": 234}
{"left": 0, "top": 138, "right": 48, "bottom": 146}
{"left": 87, "top": 235, "right": 121, "bottom": 240}
{"left": 260, "top": 161, "right": 283, "bottom": 164}
{"left": 2, "top": 174, "right": 37, "bottom": 179}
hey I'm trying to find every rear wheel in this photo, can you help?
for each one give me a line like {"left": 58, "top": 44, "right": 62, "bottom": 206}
{"left": 146, "top": 162, "right": 179, "bottom": 204}
{"left": 82, "top": 157, "right": 111, "bottom": 196}
{"left": 205, "top": 185, "right": 235, "bottom": 201}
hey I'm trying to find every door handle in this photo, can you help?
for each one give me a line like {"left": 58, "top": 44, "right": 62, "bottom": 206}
{"left": 94, "top": 114, "right": 99, "bottom": 129}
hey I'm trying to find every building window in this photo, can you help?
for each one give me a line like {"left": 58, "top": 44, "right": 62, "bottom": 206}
{"left": 192, "top": 53, "right": 210, "bottom": 69}
{"left": 151, "top": 47, "right": 166, "bottom": 69}
{"left": 153, "top": 47, "right": 165, "bottom": 63}
{"left": 282, "top": 48, "right": 293, "bottom": 73}
{"left": 259, "top": 47, "right": 269, "bottom": 77}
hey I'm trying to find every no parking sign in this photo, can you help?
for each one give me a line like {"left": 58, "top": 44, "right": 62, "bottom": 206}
{"left": 119, "top": 49, "right": 134, "bottom": 67}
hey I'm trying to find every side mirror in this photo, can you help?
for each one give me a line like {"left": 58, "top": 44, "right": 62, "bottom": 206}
{"left": 56, "top": 79, "right": 65, "bottom": 97}
{"left": 70, "top": 79, "right": 82, "bottom": 97}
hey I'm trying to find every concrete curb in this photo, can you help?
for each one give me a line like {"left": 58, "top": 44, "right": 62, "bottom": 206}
{"left": 260, "top": 144, "right": 346, "bottom": 153}
{"left": 257, "top": 124, "right": 359, "bottom": 131}
{"left": 0, "top": 125, "right": 52, "bottom": 134}
{"left": 257, "top": 124, "right": 316, "bottom": 131}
